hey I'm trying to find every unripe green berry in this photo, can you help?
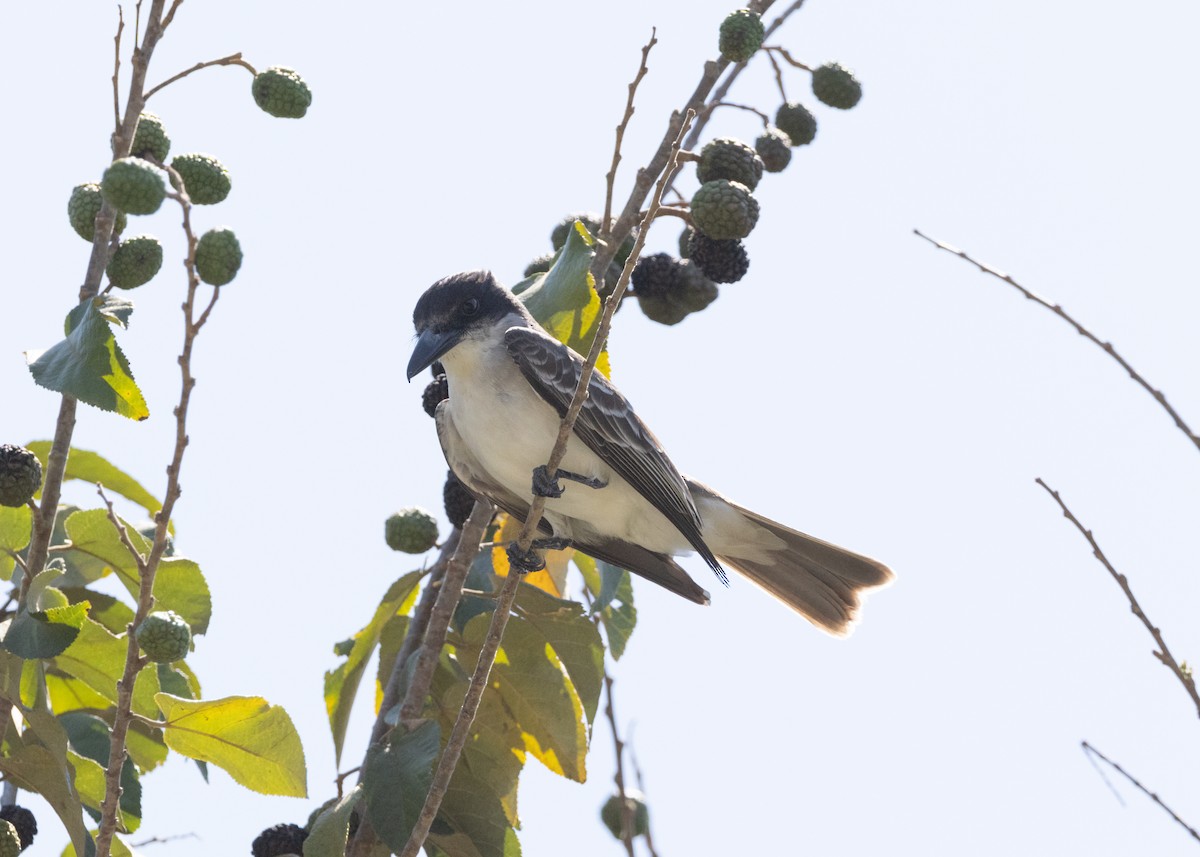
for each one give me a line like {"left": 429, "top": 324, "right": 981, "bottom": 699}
{"left": 0, "top": 445, "right": 41, "bottom": 508}
{"left": 131, "top": 112, "right": 171, "bottom": 162}
{"left": 690, "top": 179, "right": 760, "bottom": 240}
{"left": 0, "top": 820, "right": 20, "bottom": 857}
{"left": 696, "top": 137, "right": 763, "bottom": 190}
{"left": 755, "top": 127, "right": 793, "bottom": 173}
{"left": 136, "top": 611, "right": 192, "bottom": 663}
{"left": 600, "top": 792, "right": 650, "bottom": 840}
{"left": 718, "top": 9, "right": 765, "bottom": 63}
{"left": 106, "top": 235, "right": 163, "bottom": 290}
{"left": 68, "top": 184, "right": 128, "bottom": 241}
{"left": 194, "top": 228, "right": 243, "bottom": 286}
{"left": 252, "top": 67, "right": 313, "bottom": 118}
{"left": 812, "top": 62, "right": 863, "bottom": 109}
{"left": 170, "top": 153, "right": 231, "bottom": 205}
{"left": 101, "top": 157, "right": 167, "bottom": 215}
{"left": 385, "top": 508, "right": 439, "bottom": 553}
{"left": 775, "top": 102, "right": 817, "bottom": 146}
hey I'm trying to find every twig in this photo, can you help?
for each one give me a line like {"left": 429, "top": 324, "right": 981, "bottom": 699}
{"left": 601, "top": 29, "right": 658, "bottom": 258}
{"left": 1035, "top": 478, "right": 1200, "bottom": 718}
{"left": 701, "top": 100, "right": 772, "bottom": 127}
{"left": 111, "top": 8, "right": 124, "bottom": 134}
{"left": 602, "top": 666, "right": 635, "bottom": 857}
{"left": 159, "top": 0, "right": 184, "bottom": 32}
{"left": 766, "top": 49, "right": 787, "bottom": 103}
{"left": 651, "top": 206, "right": 692, "bottom": 223}
{"left": 628, "top": 745, "right": 661, "bottom": 857}
{"left": 1081, "top": 742, "right": 1200, "bottom": 843}
{"left": 394, "top": 505, "right": 489, "bottom": 733}
{"left": 399, "top": 107, "right": 699, "bottom": 857}
{"left": 95, "top": 35, "right": 217, "bottom": 852}
{"left": 764, "top": 44, "right": 812, "bottom": 71}
{"left": 96, "top": 485, "right": 148, "bottom": 574}
{"left": 144, "top": 52, "right": 257, "bottom": 100}
{"left": 131, "top": 833, "right": 199, "bottom": 848}
{"left": 915, "top": 230, "right": 1200, "bottom": 453}
{"left": 335, "top": 766, "right": 361, "bottom": 800}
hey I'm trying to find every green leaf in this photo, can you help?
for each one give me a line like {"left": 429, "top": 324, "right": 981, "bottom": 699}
{"left": 53, "top": 618, "right": 161, "bottom": 718}
{"left": 61, "top": 587, "right": 134, "bottom": 636}
{"left": 362, "top": 720, "right": 440, "bottom": 853}
{"left": 125, "top": 719, "right": 169, "bottom": 774}
{"left": 449, "top": 690, "right": 524, "bottom": 826}
{"left": 45, "top": 668, "right": 112, "bottom": 714}
{"left": 514, "top": 585, "right": 604, "bottom": 725}
{"left": 4, "top": 601, "right": 90, "bottom": 659}
{"left": 429, "top": 772, "right": 523, "bottom": 857}
{"left": 26, "top": 296, "right": 149, "bottom": 421}
{"left": 304, "top": 785, "right": 363, "bottom": 857}
{"left": 578, "top": 556, "right": 636, "bottom": 659}
{"left": 62, "top": 834, "right": 127, "bottom": 857}
{"left": 463, "top": 613, "right": 587, "bottom": 782}
{"left": 0, "top": 505, "right": 32, "bottom": 581}
{"left": 68, "top": 749, "right": 140, "bottom": 833}
{"left": 324, "top": 571, "right": 422, "bottom": 764}
{"left": 62, "top": 510, "right": 211, "bottom": 634}
{"left": 375, "top": 614, "right": 411, "bottom": 714}
{"left": 155, "top": 693, "right": 307, "bottom": 797}
{"left": 517, "top": 222, "right": 608, "bottom": 370}
{"left": 0, "top": 744, "right": 94, "bottom": 857}
{"left": 25, "top": 443, "right": 170, "bottom": 533}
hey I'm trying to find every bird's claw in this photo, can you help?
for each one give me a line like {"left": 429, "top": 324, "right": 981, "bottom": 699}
{"left": 506, "top": 542, "right": 546, "bottom": 574}
{"left": 531, "top": 465, "right": 563, "bottom": 498}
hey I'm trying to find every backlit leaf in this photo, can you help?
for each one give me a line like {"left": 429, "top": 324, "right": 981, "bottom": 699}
{"left": 362, "top": 720, "right": 440, "bottom": 853}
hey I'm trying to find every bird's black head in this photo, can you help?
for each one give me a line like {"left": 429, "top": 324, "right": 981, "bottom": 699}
{"left": 406, "top": 270, "right": 527, "bottom": 381}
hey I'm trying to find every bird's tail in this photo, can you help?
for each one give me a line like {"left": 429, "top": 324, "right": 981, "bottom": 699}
{"left": 688, "top": 480, "right": 894, "bottom": 637}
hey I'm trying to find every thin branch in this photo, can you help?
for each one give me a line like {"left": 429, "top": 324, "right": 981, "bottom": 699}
{"left": 144, "top": 52, "right": 257, "bottom": 101}
{"left": 111, "top": 8, "right": 124, "bottom": 134}
{"left": 702, "top": 100, "right": 772, "bottom": 127}
{"left": 915, "top": 229, "right": 1200, "bottom": 453}
{"left": 1035, "top": 478, "right": 1200, "bottom": 718}
{"left": 628, "top": 745, "right": 662, "bottom": 857}
{"left": 1081, "top": 742, "right": 1200, "bottom": 843}
{"left": 96, "top": 485, "right": 148, "bottom": 575}
{"left": 335, "top": 766, "right": 361, "bottom": 801}
{"left": 159, "top": 0, "right": 184, "bottom": 32}
{"left": 131, "top": 833, "right": 199, "bottom": 848}
{"left": 601, "top": 29, "right": 658, "bottom": 255}
{"left": 650, "top": 205, "right": 692, "bottom": 223}
{"left": 764, "top": 44, "right": 812, "bottom": 72}
{"left": 603, "top": 667, "right": 635, "bottom": 857}
{"left": 766, "top": 49, "right": 788, "bottom": 103}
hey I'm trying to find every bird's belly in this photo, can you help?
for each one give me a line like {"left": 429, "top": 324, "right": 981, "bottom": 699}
{"left": 447, "top": 386, "right": 687, "bottom": 554}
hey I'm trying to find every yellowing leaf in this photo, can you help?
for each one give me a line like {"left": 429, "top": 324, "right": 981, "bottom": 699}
{"left": 155, "top": 693, "right": 307, "bottom": 797}
{"left": 490, "top": 515, "right": 572, "bottom": 598}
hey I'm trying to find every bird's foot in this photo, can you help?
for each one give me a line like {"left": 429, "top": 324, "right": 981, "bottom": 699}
{"left": 530, "top": 536, "right": 573, "bottom": 551}
{"left": 531, "top": 465, "right": 607, "bottom": 498}
{"left": 506, "top": 542, "right": 546, "bottom": 574}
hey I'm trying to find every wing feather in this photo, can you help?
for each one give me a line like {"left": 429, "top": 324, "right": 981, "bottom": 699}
{"left": 503, "top": 326, "right": 725, "bottom": 580}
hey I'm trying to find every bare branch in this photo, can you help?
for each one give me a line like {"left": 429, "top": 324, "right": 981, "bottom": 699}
{"left": 764, "top": 44, "right": 812, "bottom": 72}
{"left": 602, "top": 29, "right": 658, "bottom": 252}
{"left": 603, "top": 666, "right": 635, "bottom": 856}
{"left": 916, "top": 229, "right": 1200, "bottom": 453}
{"left": 145, "top": 52, "right": 257, "bottom": 101}
{"left": 766, "top": 48, "right": 788, "bottom": 103}
{"left": 112, "top": 8, "right": 124, "bottom": 134}
{"left": 1081, "top": 742, "right": 1200, "bottom": 843}
{"left": 628, "top": 745, "right": 662, "bottom": 857}
{"left": 1035, "top": 478, "right": 1200, "bottom": 718}
{"left": 96, "top": 484, "right": 148, "bottom": 575}
{"left": 159, "top": 0, "right": 185, "bottom": 32}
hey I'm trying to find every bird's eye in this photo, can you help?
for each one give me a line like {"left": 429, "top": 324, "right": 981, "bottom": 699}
{"left": 462, "top": 297, "right": 480, "bottom": 317}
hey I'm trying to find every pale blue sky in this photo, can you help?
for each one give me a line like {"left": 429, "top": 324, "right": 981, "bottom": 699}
{"left": 4, "top": 1, "right": 1200, "bottom": 855}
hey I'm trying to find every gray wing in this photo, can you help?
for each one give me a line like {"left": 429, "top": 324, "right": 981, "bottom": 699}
{"left": 503, "top": 326, "right": 725, "bottom": 581}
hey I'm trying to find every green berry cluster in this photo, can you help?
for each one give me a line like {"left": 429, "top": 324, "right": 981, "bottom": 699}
{"left": 0, "top": 445, "right": 41, "bottom": 508}
{"left": 106, "top": 235, "right": 164, "bottom": 289}
{"left": 135, "top": 611, "right": 192, "bottom": 663}
{"left": 631, "top": 253, "right": 718, "bottom": 326}
{"left": 385, "top": 508, "right": 440, "bottom": 553}
{"left": 718, "top": 9, "right": 765, "bottom": 63}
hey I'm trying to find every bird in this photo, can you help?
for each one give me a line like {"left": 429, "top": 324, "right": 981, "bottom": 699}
{"left": 406, "top": 270, "right": 893, "bottom": 636}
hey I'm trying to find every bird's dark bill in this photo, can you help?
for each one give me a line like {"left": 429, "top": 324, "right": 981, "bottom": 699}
{"left": 407, "top": 328, "right": 461, "bottom": 380}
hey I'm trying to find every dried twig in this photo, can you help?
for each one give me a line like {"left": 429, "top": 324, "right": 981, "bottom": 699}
{"left": 398, "top": 109, "right": 699, "bottom": 857}
{"left": 1035, "top": 478, "right": 1200, "bottom": 718}
{"left": 96, "top": 485, "right": 147, "bottom": 574}
{"left": 702, "top": 100, "right": 772, "bottom": 127}
{"left": 131, "top": 832, "right": 199, "bottom": 848}
{"left": 764, "top": 44, "right": 812, "bottom": 71}
{"left": 602, "top": 29, "right": 658, "bottom": 248}
{"left": 915, "top": 230, "right": 1200, "bottom": 453}
{"left": 144, "top": 52, "right": 257, "bottom": 101}
{"left": 766, "top": 49, "right": 787, "bottom": 103}
{"left": 1081, "top": 742, "right": 1200, "bottom": 843}
{"left": 111, "top": 8, "right": 124, "bottom": 133}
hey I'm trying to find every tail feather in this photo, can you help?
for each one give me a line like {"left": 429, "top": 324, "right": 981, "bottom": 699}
{"left": 689, "top": 480, "right": 894, "bottom": 636}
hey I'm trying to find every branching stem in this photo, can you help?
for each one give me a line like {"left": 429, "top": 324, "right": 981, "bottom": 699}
{"left": 1081, "top": 742, "right": 1200, "bottom": 842}
{"left": 144, "top": 52, "right": 257, "bottom": 100}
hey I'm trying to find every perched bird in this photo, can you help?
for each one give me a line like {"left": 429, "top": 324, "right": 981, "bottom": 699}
{"left": 407, "top": 270, "right": 893, "bottom": 636}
